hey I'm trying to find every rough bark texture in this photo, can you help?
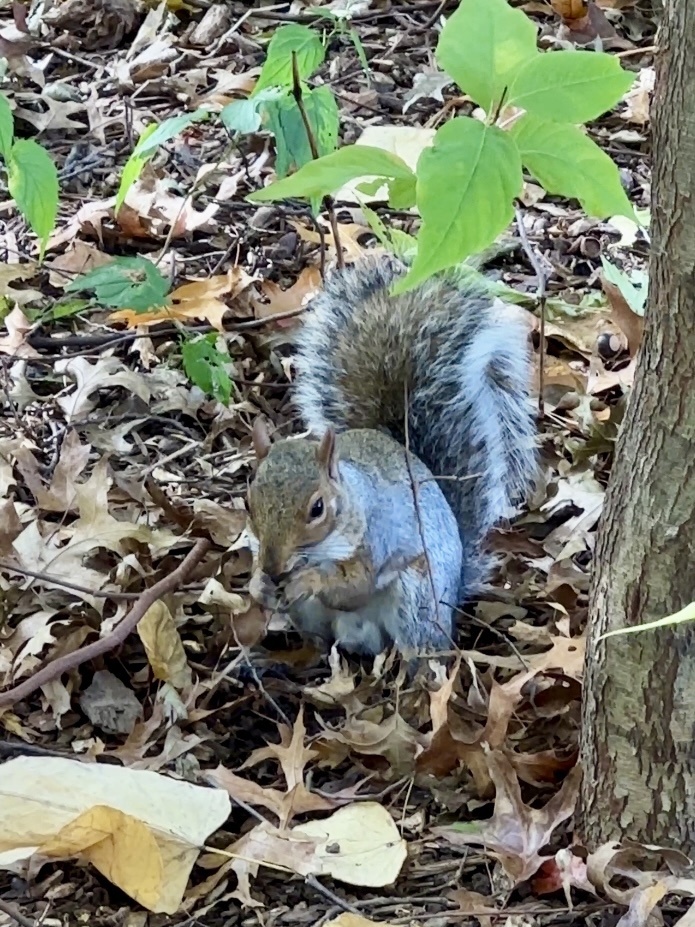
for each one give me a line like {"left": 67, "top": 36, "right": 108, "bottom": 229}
{"left": 578, "top": 0, "right": 695, "bottom": 853}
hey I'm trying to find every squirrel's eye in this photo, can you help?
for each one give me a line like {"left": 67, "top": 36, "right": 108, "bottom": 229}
{"left": 309, "top": 497, "right": 324, "bottom": 520}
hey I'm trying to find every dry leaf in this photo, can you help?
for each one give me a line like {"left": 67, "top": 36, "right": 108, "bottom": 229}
{"left": 435, "top": 750, "right": 581, "bottom": 885}
{"left": 0, "top": 756, "right": 230, "bottom": 913}
{"left": 0, "top": 305, "right": 39, "bottom": 358}
{"left": 251, "top": 266, "right": 322, "bottom": 321}
{"left": 292, "top": 802, "right": 407, "bottom": 887}
{"left": 622, "top": 67, "right": 654, "bottom": 125}
{"left": 137, "top": 601, "right": 193, "bottom": 691}
{"left": 79, "top": 669, "right": 143, "bottom": 735}
{"left": 109, "top": 267, "right": 254, "bottom": 330}
{"left": 205, "top": 767, "right": 334, "bottom": 829}
{"left": 601, "top": 277, "right": 644, "bottom": 356}
{"left": 55, "top": 356, "right": 151, "bottom": 420}
{"left": 325, "top": 916, "right": 397, "bottom": 927}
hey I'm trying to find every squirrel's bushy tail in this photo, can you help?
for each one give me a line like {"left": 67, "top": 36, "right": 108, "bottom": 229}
{"left": 292, "top": 255, "right": 537, "bottom": 592}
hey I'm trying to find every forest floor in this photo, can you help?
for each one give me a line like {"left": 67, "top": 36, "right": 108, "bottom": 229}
{"left": 0, "top": 2, "right": 664, "bottom": 927}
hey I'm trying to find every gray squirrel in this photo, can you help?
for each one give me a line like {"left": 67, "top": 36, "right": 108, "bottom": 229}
{"left": 246, "top": 253, "right": 537, "bottom": 656}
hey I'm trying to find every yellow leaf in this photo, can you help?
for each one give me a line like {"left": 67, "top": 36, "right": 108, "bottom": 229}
{"left": 42, "top": 806, "right": 164, "bottom": 911}
{"left": 292, "top": 802, "right": 407, "bottom": 887}
{"left": 137, "top": 601, "right": 192, "bottom": 690}
{"left": 108, "top": 267, "right": 255, "bottom": 331}
{"left": 0, "top": 756, "right": 230, "bottom": 914}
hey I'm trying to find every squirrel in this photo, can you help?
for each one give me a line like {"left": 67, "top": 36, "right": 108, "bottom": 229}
{"left": 246, "top": 253, "right": 537, "bottom": 657}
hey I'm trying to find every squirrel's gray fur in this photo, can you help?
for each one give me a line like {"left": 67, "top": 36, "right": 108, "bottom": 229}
{"left": 292, "top": 253, "right": 537, "bottom": 602}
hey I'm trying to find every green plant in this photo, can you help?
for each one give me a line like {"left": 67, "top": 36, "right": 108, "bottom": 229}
{"left": 221, "top": 23, "right": 340, "bottom": 182}
{"left": 116, "top": 109, "right": 210, "bottom": 212}
{"left": 247, "top": 0, "right": 636, "bottom": 293}
{"left": 601, "top": 255, "right": 648, "bottom": 315}
{"left": 66, "top": 256, "right": 171, "bottom": 311}
{"left": 0, "top": 93, "right": 59, "bottom": 260}
{"left": 67, "top": 256, "right": 234, "bottom": 405}
{"left": 181, "top": 333, "right": 233, "bottom": 406}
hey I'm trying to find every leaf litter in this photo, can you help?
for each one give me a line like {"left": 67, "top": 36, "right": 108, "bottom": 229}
{"left": 0, "top": 0, "right": 671, "bottom": 926}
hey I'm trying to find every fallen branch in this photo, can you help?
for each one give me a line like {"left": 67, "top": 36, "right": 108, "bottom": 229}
{"left": 0, "top": 538, "right": 210, "bottom": 709}
{"left": 0, "top": 897, "right": 37, "bottom": 927}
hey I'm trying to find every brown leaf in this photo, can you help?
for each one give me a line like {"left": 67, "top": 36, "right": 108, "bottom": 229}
{"left": 204, "top": 767, "right": 334, "bottom": 827}
{"left": 417, "top": 674, "right": 519, "bottom": 789}
{"left": 551, "top": 0, "right": 634, "bottom": 47}
{"left": 109, "top": 268, "right": 254, "bottom": 331}
{"left": 550, "top": 0, "right": 590, "bottom": 21}
{"left": 251, "top": 266, "right": 322, "bottom": 322}
{"left": 601, "top": 277, "right": 644, "bottom": 356}
{"left": 0, "top": 305, "right": 39, "bottom": 358}
{"left": 434, "top": 749, "right": 582, "bottom": 885}
{"left": 447, "top": 888, "right": 500, "bottom": 927}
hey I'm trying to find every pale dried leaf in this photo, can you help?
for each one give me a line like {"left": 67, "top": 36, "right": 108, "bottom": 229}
{"left": 0, "top": 756, "right": 230, "bottom": 913}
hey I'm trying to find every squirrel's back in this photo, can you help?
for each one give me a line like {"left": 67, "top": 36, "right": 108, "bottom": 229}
{"left": 293, "top": 254, "right": 537, "bottom": 592}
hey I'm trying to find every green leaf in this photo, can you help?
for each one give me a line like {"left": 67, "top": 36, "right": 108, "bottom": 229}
{"left": 247, "top": 144, "right": 415, "bottom": 203}
{"left": 116, "top": 111, "right": 208, "bottom": 213}
{"left": 399, "top": 118, "right": 522, "bottom": 292}
{"left": 598, "top": 602, "right": 695, "bottom": 641}
{"left": 181, "top": 333, "right": 233, "bottom": 405}
{"left": 135, "top": 110, "right": 208, "bottom": 158}
{"left": 436, "top": 0, "right": 538, "bottom": 113}
{"left": 115, "top": 123, "right": 157, "bottom": 214}
{"left": 51, "top": 298, "right": 91, "bottom": 320}
{"left": 601, "top": 257, "right": 648, "bottom": 315}
{"left": 508, "top": 50, "right": 635, "bottom": 123}
{"left": 263, "top": 85, "right": 339, "bottom": 178}
{"left": 221, "top": 88, "right": 284, "bottom": 136}
{"left": 348, "top": 26, "right": 371, "bottom": 80}
{"left": 7, "top": 139, "right": 59, "bottom": 260}
{"left": 362, "top": 205, "right": 417, "bottom": 261}
{"left": 253, "top": 24, "right": 325, "bottom": 95}
{"left": 0, "top": 93, "right": 14, "bottom": 161}
{"left": 511, "top": 114, "right": 634, "bottom": 219}
{"left": 66, "top": 256, "right": 170, "bottom": 311}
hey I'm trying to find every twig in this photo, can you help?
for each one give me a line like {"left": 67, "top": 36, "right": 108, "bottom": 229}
{"left": 0, "top": 562, "right": 140, "bottom": 600}
{"left": 305, "top": 875, "right": 362, "bottom": 915}
{"left": 23, "top": 305, "right": 308, "bottom": 363}
{"left": 452, "top": 606, "right": 530, "bottom": 671}
{"left": 291, "top": 52, "right": 344, "bottom": 272}
{"left": 0, "top": 897, "right": 38, "bottom": 927}
{"left": 241, "top": 0, "right": 445, "bottom": 24}
{"left": 0, "top": 539, "right": 210, "bottom": 709}
{"left": 514, "top": 201, "right": 548, "bottom": 419}
{"left": 416, "top": 0, "right": 451, "bottom": 31}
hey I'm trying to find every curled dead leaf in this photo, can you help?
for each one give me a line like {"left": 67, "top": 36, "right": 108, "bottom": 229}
{"left": 601, "top": 277, "right": 644, "bottom": 356}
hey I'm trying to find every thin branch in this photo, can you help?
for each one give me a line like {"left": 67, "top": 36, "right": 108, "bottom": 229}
{"left": 514, "top": 201, "right": 548, "bottom": 419}
{"left": 23, "top": 305, "right": 308, "bottom": 363}
{"left": 305, "top": 875, "right": 362, "bottom": 915}
{"left": 0, "top": 898, "right": 38, "bottom": 927}
{"left": 239, "top": 0, "right": 447, "bottom": 24}
{"left": 0, "top": 539, "right": 210, "bottom": 709}
{"left": 0, "top": 562, "right": 140, "bottom": 600}
{"left": 291, "top": 51, "right": 344, "bottom": 272}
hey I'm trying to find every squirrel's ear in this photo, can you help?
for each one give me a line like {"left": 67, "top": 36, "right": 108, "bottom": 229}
{"left": 316, "top": 427, "right": 339, "bottom": 480}
{"left": 252, "top": 418, "right": 272, "bottom": 461}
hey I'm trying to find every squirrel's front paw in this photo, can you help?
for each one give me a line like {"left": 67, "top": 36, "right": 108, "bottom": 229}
{"left": 281, "top": 568, "right": 324, "bottom": 606}
{"left": 249, "top": 570, "right": 279, "bottom": 610}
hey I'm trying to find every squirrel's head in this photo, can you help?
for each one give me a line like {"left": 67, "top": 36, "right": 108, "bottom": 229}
{"left": 246, "top": 419, "right": 343, "bottom": 581}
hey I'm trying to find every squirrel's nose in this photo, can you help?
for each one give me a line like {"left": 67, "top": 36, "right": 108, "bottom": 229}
{"left": 266, "top": 569, "right": 288, "bottom": 585}
{"left": 261, "top": 560, "right": 287, "bottom": 585}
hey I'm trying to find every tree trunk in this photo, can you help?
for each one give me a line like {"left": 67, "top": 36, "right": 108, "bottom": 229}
{"left": 578, "top": 0, "right": 695, "bottom": 853}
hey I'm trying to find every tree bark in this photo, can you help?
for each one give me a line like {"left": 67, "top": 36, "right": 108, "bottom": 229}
{"left": 578, "top": 0, "right": 695, "bottom": 853}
